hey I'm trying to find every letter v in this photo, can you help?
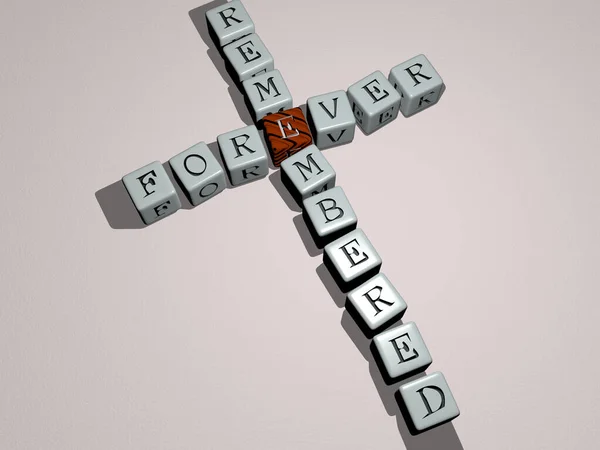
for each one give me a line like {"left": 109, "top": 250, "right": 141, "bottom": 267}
{"left": 318, "top": 97, "right": 339, "bottom": 119}
{"left": 327, "top": 129, "right": 346, "bottom": 142}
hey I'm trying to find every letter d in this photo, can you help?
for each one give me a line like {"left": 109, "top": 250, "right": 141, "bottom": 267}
{"left": 416, "top": 385, "right": 446, "bottom": 418}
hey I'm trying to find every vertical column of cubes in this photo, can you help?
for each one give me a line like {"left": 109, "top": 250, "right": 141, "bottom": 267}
{"left": 207, "top": 0, "right": 306, "bottom": 169}
{"left": 206, "top": 0, "right": 292, "bottom": 122}
{"left": 288, "top": 126, "right": 457, "bottom": 436}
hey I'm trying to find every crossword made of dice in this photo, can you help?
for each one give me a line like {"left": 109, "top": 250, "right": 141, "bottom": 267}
{"left": 119, "top": 0, "right": 459, "bottom": 436}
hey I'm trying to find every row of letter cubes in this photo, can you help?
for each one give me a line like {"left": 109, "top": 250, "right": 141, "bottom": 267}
{"left": 207, "top": 1, "right": 446, "bottom": 135}
{"left": 122, "top": 46, "right": 445, "bottom": 225}
{"left": 122, "top": 70, "right": 446, "bottom": 223}
{"left": 121, "top": 130, "right": 334, "bottom": 225}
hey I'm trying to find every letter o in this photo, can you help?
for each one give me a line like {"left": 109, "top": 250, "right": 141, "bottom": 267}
{"left": 184, "top": 154, "right": 207, "bottom": 176}
{"left": 199, "top": 182, "right": 219, "bottom": 198}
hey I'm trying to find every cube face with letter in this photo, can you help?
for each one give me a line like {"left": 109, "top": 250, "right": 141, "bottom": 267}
{"left": 323, "top": 228, "right": 382, "bottom": 292}
{"left": 263, "top": 107, "right": 313, "bottom": 167}
{"left": 372, "top": 322, "right": 432, "bottom": 384}
{"left": 206, "top": 0, "right": 255, "bottom": 48}
{"left": 168, "top": 142, "right": 226, "bottom": 207}
{"left": 306, "top": 90, "right": 356, "bottom": 150}
{"left": 222, "top": 33, "right": 274, "bottom": 82}
{"left": 302, "top": 186, "right": 357, "bottom": 248}
{"left": 122, "top": 161, "right": 181, "bottom": 225}
{"left": 397, "top": 372, "right": 460, "bottom": 435}
{"left": 280, "top": 145, "right": 335, "bottom": 206}
{"left": 389, "top": 54, "right": 445, "bottom": 118}
{"left": 217, "top": 125, "right": 269, "bottom": 187}
{"left": 347, "top": 71, "right": 401, "bottom": 135}
{"left": 242, "top": 69, "right": 293, "bottom": 121}
{"left": 346, "top": 273, "right": 407, "bottom": 336}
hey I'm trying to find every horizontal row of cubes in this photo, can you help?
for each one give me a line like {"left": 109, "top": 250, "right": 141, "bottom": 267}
{"left": 207, "top": 2, "right": 446, "bottom": 134}
{"left": 237, "top": 56, "right": 445, "bottom": 135}
{"left": 122, "top": 124, "right": 264, "bottom": 225}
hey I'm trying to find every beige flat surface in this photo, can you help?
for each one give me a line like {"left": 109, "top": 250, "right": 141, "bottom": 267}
{"left": 1, "top": 0, "right": 599, "bottom": 449}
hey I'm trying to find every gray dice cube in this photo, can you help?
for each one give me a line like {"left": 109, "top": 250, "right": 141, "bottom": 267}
{"left": 217, "top": 125, "right": 269, "bottom": 186}
{"left": 302, "top": 186, "right": 357, "bottom": 248}
{"left": 206, "top": 0, "right": 255, "bottom": 48}
{"left": 168, "top": 142, "right": 226, "bottom": 207}
{"left": 306, "top": 90, "right": 356, "bottom": 150}
{"left": 372, "top": 322, "right": 432, "bottom": 384}
{"left": 397, "top": 372, "right": 460, "bottom": 435}
{"left": 347, "top": 71, "right": 401, "bottom": 135}
{"left": 122, "top": 161, "right": 182, "bottom": 225}
{"left": 280, "top": 145, "right": 336, "bottom": 206}
{"left": 323, "top": 228, "right": 382, "bottom": 292}
{"left": 242, "top": 69, "right": 293, "bottom": 121}
{"left": 389, "top": 54, "right": 446, "bottom": 118}
{"left": 222, "top": 33, "right": 274, "bottom": 82}
{"left": 346, "top": 273, "right": 407, "bottom": 337}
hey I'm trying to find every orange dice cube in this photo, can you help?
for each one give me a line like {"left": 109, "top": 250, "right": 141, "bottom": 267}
{"left": 263, "top": 107, "right": 313, "bottom": 167}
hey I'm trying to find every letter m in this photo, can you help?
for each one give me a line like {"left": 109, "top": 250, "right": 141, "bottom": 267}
{"left": 254, "top": 77, "right": 281, "bottom": 102}
{"left": 292, "top": 153, "right": 324, "bottom": 182}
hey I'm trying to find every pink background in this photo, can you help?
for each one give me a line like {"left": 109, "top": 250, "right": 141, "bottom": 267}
{"left": 1, "top": 0, "right": 599, "bottom": 449}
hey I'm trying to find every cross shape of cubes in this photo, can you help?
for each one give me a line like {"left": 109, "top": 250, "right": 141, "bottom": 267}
{"left": 117, "top": 0, "right": 459, "bottom": 437}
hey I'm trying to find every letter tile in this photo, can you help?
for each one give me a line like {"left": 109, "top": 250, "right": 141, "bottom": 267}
{"left": 242, "top": 69, "right": 293, "bottom": 121}
{"left": 217, "top": 125, "right": 269, "bottom": 186}
{"left": 346, "top": 273, "right": 407, "bottom": 336}
{"left": 222, "top": 33, "right": 274, "bottom": 82}
{"left": 263, "top": 107, "right": 313, "bottom": 167}
{"left": 347, "top": 71, "right": 402, "bottom": 135}
{"left": 306, "top": 90, "right": 356, "bottom": 149}
{"left": 372, "top": 322, "right": 432, "bottom": 383}
{"left": 122, "top": 161, "right": 182, "bottom": 225}
{"left": 206, "top": 0, "right": 255, "bottom": 47}
{"left": 302, "top": 186, "right": 357, "bottom": 248}
{"left": 169, "top": 142, "right": 226, "bottom": 207}
{"left": 280, "top": 145, "right": 335, "bottom": 206}
{"left": 397, "top": 372, "right": 460, "bottom": 434}
{"left": 323, "top": 228, "right": 382, "bottom": 292}
{"left": 388, "top": 54, "right": 446, "bottom": 118}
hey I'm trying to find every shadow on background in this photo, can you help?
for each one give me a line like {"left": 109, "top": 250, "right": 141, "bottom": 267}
{"left": 95, "top": 180, "right": 146, "bottom": 229}
{"left": 268, "top": 171, "right": 301, "bottom": 213}
{"left": 314, "top": 259, "right": 464, "bottom": 449}
{"left": 94, "top": 161, "right": 194, "bottom": 229}
{"left": 315, "top": 263, "right": 346, "bottom": 308}
{"left": 292, "top": 214, "right": 321, "bottom": 258}
{"left": 188, "top": 1, "right": 254, "bottom": 126}
{"left": 95, "top": 135, "right": 258, "bottom": 229}
{"left": 341, "top": 289, "right": 464, "bottom": 449}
